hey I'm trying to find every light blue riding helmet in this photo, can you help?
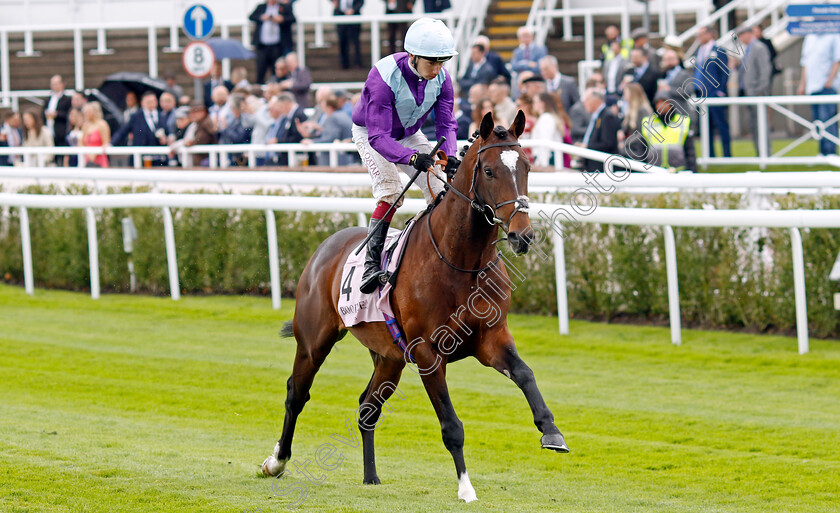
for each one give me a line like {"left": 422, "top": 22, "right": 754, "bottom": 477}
{"left": 403, "top": 18, "right": 459, "bottom": 62}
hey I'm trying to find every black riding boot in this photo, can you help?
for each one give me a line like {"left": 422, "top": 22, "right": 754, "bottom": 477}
{"left": 359, "top": 219, "right": 391, "bottom": 294}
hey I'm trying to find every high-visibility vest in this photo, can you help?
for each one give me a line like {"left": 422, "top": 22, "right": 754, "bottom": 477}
{"left": 640, "top": 114, "right": 691, "bottom": 171}
{"left": 601, "top": 38, "right": 633, "bottom": 61}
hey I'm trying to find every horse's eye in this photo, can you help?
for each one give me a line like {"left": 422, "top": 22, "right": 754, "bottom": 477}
{"left": 484, "top": 167, "right": 493, "bottom": 177}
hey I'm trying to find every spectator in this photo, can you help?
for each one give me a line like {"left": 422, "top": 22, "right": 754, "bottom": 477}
{"left": 219, "top": 94, "right": 253, "bottom": 145}
{"left": 42, "top": 75, "right": 71, "bottom": 161}
{"left": 0, "top": 111, "right": 23, "bottom": 166}
{"left": 619, "top": 83, "right": 653, "bottom": 158}
{"left": 639, "top": 89, "right": 696, "bottom": 171}
{"left": 629, "top": 48, "right": 658, "bottom": 107}
{"left": 334, "top": 89, "right": 355, "bottom": 117}
{"left": 386, "top": 0, "right": 413, "bottom": 55}
{"left": 798, "top": 33, "right": 840, "bottom": 156}
{"left": 660, "top": 48, "right": 693, "bottom": 100}
{"left": 183, "top": 102, "right": 218, "bottom": 167}
{"left": 268, "top": 57, "right": 290, "bottom": 85}
{"left": 469, "top": 98, "right": 495, "bottom": 135}
{"left": 250, "top": 0, "right": 295, "bottom": 84}
{"left": 489, "top": 78, "right": 517, "bottom": 125}
{"left": 578, "top": 88, "right": 620, "bottom": 173}
{"left": 64, "top": 107, "right": 84, "bottom": 167}
{"left": 713, "top": 0, "right": 737, "bottom": 34}
{"left": 334, "top": 0, "right": 364, "bottom": 70}
{"left": 567, "top": 97, "right": 589, "bottom": 143}
{"left": 515, "top": 93, "right": 536, "bottom": 159}
{"left": 251, "top": 96, "right": 278, "bottom": 166}
{"left": 70, "top": 91, "right": 88, "bottom": 110}
{"left": 21, "top": 110, "right": 54, "bottom": 165}
{"left": 521, "top": 74, "right": 547, "bottom": 98}
{"left": 208, "top": 85, "right": 234, "bottom": 135}
{"left": 81, "top": 102, "right": 110, "bottom": 168}
{"left": 539, "top": 55, "right": 579, "bottom": 113}
{"left": 753, "top": 25, "right": 780, "bottom": 80}
{"left": 467, "top": 83, "right": 489, "bottom": 113}
{"left": 733, "top": 26, "right": 772, "bottom": 156}
{"left": 531, "top": 92, "right": 571, "bottom": 168}
{"left": 423, "top": 0, "right": 450, "bottom": 12}
{"left": 662, "top": 35, "right": 685, "bottom": 65}
{"left": 232, "top": 67, "right": 251, "bottom": 90}
{"left": 600, "top": 25, "right": 632, "bottom": 62}
{"left": 159, "top": 92, "right": 178, "bottom": 135}
{"left": 123, "top": 91, "right": 139, "bottom": 124}
{"left": 276, "top": 52, "right": 312, "bottom": 108}
{"left": 512, "top": 26, "right": 547, "bottom": 75}
{"left": 266, "top": 92, "right": 306, "bottom": 165}
{"left": 458, "top": 44, "right": 498, "bottom": 99}
{"left": 475, "top": 36, "right": 511, "bottom": 85}
{"left": 112, "top": 91, "right": 167, "bottom": 166}
{"left": 694, "top": 25, "right": 731, "bottom": 157}
{"left": 603, "top": 40, "right": 629, "bottom": 95}
{"left": 163, "top": 70, "right": 185, "bottom": 98}
{"left": 630, "top": 28, "right": 659, "bottom": 71}
{"left": 203, "top": 62, "right": 234, "bottom": 108}
{"left": 260, "top": 98, "right": 285, "bottom": 166}
{"left": 165, "top": 106, "right": 191, "bottom": 165}
{"left": 300, "top": 92, "right": 353, "bottom": 165}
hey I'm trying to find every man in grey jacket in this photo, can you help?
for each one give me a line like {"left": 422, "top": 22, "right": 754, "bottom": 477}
{"left": 734, "top": 26, "right": 772, "bottom": 155}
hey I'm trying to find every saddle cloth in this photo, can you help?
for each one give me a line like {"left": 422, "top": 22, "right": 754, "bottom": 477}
{"left": 337, "top": 219, "right": 415, "bottom": 328}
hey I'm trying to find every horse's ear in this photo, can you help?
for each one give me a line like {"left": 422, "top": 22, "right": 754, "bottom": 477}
{"left": 510, "top": 110, "right": 526, "bottom": 138}
{"left": 479, "top": 111, "right": 494, "bottom": 140}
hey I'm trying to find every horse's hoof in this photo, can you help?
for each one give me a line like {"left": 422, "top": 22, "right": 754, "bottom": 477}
{"left": 541, "top": 433, "right": 570, "bottom": 453}
{"left": 261, "top": 455, "right": 288, "bottom": 476}
{"left": 363, "top": 476, "right": 381, "bottom": 485}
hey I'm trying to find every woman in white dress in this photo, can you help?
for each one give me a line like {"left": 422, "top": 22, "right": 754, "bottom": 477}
{"left": 530, "top": 92, "right": 572, "bottom": 168}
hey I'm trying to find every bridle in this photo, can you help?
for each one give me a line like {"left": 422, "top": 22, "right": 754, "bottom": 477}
{"left": 425, "top": 137, "right": 531, "bottom": 274}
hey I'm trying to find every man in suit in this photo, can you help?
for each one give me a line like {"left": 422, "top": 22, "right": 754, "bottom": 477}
{"left": 386, "top": 0, "right": 413, "bottom": 55}
{"left": 475, "top": 36, "right": 511, "bottom": 85}
{"left": 603, "top": 40, "right": 629, "bottom": 96}
{"left": 0, "top": 111, "right": 23, "bottom": 166}
{"left": 753, "top": 25, "right": 780, "bottom": 80}
{"left": 203, "top": 63, "right": 234, "bottom": 108}
{"left": 511, "top": 26, "right": 547, "bottom": 75}
{"left": 334, "top": 0, "right": 364, "bottom": 69}
{"left": 659, "top": 48, "right": 695, "bottom": 124}
{"left": 631, "top": 28, "right": 659, "bottom": 71}
{"left": 692, "top": 25, "right": 731, "bottom": 157}
{"left": 734, "top": 26, "right": 772, "bottom": 156}
{"left": 42, "top": 75, "right": 72, "bottom": 160}
{"left": 423, "top": 0, "right": 450, "bottom": 12}
{"left": 266, "top": 92, "right": 307, "bottom": 165}
{"left": 184, "top": 102, "right": 218, "bottom": 167}
{"left": 249, "top": 0, "right": 296, "bottom": 84}
{"left": 579, "top": 88, "right": 620, "bottom": 173}
{"left": 112, "top": 91, "right": 167, "bottom": 165}
{"left": 539, "top": 55, "right": 579, "bottom": 113}
{"left": 273, "top": 52, "right": 312, "bottom": 108}
{"left": 629, "top": 48, "right": 659, "bottom": 106}
{"left": 458, "top": 44, "right": 499, "bottom": 101}
{"left": 159, "top": 92, "right": 178, "bottom": 136}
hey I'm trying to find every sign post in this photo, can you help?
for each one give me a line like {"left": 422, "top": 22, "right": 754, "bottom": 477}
{"left": 786, "top": 4, "right": 840, "bottom": 35}
{"left": 182, "top": 4, "right": 216, "bottom": 105}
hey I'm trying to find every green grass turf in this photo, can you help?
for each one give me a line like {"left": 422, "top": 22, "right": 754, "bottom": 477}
{"left": 2, "top": 283, "right": 839, "bottom": 512}
{"left": 699, "top": 138, "right": 836, "bottom": 173}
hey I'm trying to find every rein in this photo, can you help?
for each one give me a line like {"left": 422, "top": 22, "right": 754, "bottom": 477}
{"left": 424, "top": 137, "right": 529, "bottom": 274}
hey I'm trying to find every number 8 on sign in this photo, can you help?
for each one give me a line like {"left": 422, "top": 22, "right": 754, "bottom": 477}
{"left": 182, "top": 41, "right": 215, "bottom": 79}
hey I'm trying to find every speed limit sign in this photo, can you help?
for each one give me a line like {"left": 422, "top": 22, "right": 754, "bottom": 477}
{"left": 182, "top": 41, "right": 215, "bottom": 79}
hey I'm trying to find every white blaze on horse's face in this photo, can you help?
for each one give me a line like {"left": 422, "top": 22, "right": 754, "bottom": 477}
{"left": 500, "top": 150, "right": 519, "bottom": 187}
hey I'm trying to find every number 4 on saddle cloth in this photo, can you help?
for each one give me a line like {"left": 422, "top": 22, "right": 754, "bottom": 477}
{"left": 337, "top": 219, "right": 417, "bottom": 361}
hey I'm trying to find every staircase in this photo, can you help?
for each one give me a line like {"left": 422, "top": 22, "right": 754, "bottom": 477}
{"left": 483, "top": 0, "right": 533, "bottom": 61}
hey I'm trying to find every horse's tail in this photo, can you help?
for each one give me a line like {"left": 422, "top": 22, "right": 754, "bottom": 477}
{"left": 279, "top": 321, "right": 295, "bottom": 339}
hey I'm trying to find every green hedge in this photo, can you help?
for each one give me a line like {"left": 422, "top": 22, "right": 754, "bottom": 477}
{"left": 1, "top": 186, "right": 839, "bottom": 338}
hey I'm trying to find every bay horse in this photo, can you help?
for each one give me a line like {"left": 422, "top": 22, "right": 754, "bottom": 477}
{"left": 261, "top": 111, "right": 569, "bottom": 502}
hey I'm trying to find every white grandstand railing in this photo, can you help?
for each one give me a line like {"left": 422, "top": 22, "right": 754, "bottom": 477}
{"left": 696, "top": 94, "right": 840, "bottom": 170}
{"left": 0, "top": 190, "right": 833, "bottom": 354}
{"left": 0, "top": 139, "right": 669, "bottom": 173}
{"left": 677, "top": 0, "right": 789, "bottom": 58}
{"left": 0, "top": 10, "right": 469, "bottom": 108}
{"left": 528, "top": 1, "right": 708, "bottom": 62}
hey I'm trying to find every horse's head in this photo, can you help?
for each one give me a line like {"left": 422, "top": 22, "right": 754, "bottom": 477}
{"left": 461, "top": 109, "right": 532, "bottom": 255}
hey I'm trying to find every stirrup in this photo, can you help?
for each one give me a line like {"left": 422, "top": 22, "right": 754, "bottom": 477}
{"left": 360, "top": 270, "right": 389, "bottom": 293}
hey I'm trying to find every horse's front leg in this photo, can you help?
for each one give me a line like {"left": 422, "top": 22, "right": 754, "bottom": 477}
{"left": 413, "top": 349, "right": 477, "bottom": 502}
{"left": 476, "top": 333, "right": 569, "bottom": 453}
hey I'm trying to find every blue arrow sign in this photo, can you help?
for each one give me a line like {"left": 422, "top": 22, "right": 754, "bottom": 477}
{"left": 183, "top": 4, "right": 214, "bottom": 41}
{"left": 786, "top": 4, "right": 840, "bottom": 17}
{"left": 788, "top": 19, "right": 840, "bottom": 35}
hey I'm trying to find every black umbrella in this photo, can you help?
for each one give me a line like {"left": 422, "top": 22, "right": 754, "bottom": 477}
{"left": 98, "top": 72, "right": 169, "bottom": 110}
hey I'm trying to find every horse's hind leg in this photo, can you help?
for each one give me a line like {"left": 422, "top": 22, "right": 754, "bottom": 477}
{"left": 261, "top": 321, "right": 343, "bottom": 476}
{"left": 357, "top": 354, "right": 405, "bottom": 485}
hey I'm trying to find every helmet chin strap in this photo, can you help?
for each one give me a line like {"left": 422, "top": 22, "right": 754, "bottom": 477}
{"left": 408, "top": 55, "right": 423, "bottom": 78}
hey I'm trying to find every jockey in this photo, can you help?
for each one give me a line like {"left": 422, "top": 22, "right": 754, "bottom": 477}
{"left": 352, "top": 17, "right": 461, "bottom": 293}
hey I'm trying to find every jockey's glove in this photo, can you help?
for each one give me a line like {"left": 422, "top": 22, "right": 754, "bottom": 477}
{"left": 409, "top": 152, "right": 436, "bottom": 173}
{"left": 444, "top": 155, "right": 460, "bottom": 178}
